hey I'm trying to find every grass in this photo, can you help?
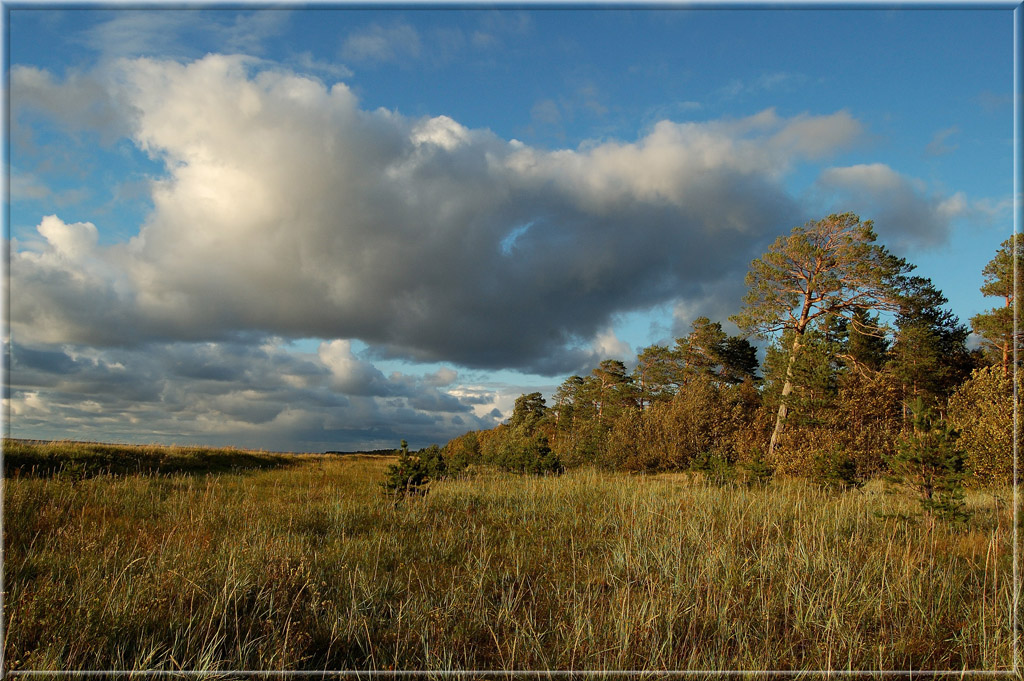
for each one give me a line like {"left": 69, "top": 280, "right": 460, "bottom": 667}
{"left": 2, "top": 441, "right": 1018, "bottom": 674}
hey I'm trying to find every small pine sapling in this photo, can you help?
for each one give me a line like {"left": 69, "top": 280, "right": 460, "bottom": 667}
{"left": 813, "top": 448, "right": 864, "bottom": 493}
{"left": 381, "top": 440, "right": 430, "bottom": 499}
{"left": 886, "top": 400, "right": 969, "bottom": 523}
{"left": 743, "top": 450, "right": 774, "bottom": 487}
{"left": 690, "top": 451, "right": 737, "bottom": 487}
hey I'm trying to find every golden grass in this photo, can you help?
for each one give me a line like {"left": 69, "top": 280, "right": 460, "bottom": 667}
{"left": 2, "top": 444, "right": 1017, "bottom": 673}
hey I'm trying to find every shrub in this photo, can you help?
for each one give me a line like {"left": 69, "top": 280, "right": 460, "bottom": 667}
{"left": 417, "top": 444, "right": 448, "bottom": 480}
{"left": 441, "top": 431, "right": 480, "bottom": 474}
{"left": 491, "top": 431, "right": 563, "bottom": 475}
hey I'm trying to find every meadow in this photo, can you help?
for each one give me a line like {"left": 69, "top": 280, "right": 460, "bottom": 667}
{"left": 2, "top": 440, "right": 1018, "bottom": 675}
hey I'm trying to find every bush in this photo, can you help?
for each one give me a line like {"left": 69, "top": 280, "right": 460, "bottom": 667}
{"left": 441, "top": 431, "right": 480, "bottom": 474}
{"left": 603, "top": 409, "right": 661, "bottom": 472}
{"left": 417, "top": 444, "right": 448, "bottom": 480}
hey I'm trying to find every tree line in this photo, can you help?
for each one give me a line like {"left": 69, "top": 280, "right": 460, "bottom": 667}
{"left": 395, "top": 214, "right": 1019, "bottom": 510}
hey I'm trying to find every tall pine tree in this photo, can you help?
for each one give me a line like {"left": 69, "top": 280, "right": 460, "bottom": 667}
{"left": 731, "top": 213, "right": 911, "bottom": 458}
{"left": 970, "top": 236, "right": 1022, "bottom": 376}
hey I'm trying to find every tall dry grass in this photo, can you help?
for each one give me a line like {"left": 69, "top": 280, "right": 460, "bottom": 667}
{"left": 3, "top": 445, "right": 1017, "bottom": 673}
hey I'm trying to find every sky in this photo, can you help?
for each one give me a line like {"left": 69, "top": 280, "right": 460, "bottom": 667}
{"left": 3, "top": 5, "right": 1019, "bottom": 452}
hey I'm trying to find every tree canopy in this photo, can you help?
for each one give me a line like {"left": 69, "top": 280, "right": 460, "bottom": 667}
{"left": 731, "top": 213, "right": 912, "bottom": 457}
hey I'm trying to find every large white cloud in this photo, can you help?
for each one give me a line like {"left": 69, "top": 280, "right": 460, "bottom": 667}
{"left": 10, "top": 53, "right": 875, "bottom": 376}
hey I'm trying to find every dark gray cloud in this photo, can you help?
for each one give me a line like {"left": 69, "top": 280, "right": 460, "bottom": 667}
{"left": 5, "top": 338, "right": 500, "bottom": 451}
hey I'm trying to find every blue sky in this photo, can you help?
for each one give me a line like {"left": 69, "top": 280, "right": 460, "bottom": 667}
{"left": 4, "top": 6, "right": 1018, "bottom": 451}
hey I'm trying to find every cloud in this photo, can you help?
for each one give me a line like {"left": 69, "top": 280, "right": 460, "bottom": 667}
{"left": 716, "top": 71, "right": 809, "bottom": 101}
{"left": 290, "top": 51, "right": 354, "bottom": 80}
{"left": 10, "top": 65, "right": 127, "bottom": 141}
{"left": 5, "top": 337, "right": 501, "bottom": 451}
{"left": 76, "top": 10, "right": 289, "bottom": 62}
{"left": 925, "top": 125, "right": 959, "bottom": 156}
{"left": 590, "top": 327, "right": 633, "bottom": 363}
{"left": 36, "top": 214, "right": 99, "bottom": 261}
{"left": 318, "top": 339, "right": 391, "bottom": 396}
{"left": 341, "top": 23, "right": 422, "bottom": 63}
{"left": 10, "top": 54, "right": 869, "bottom": 378}
{"left": 816, "top": 163, "right": 966, "bottom": 251}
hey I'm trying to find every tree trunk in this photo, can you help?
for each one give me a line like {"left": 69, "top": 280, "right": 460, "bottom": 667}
{"left": 769, "top": 332, "right": 802, "bottom": 458}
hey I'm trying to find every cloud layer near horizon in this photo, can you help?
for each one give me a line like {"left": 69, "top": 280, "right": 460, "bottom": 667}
{"left": 6, "top": 53, "right": 977, "bottom": 448}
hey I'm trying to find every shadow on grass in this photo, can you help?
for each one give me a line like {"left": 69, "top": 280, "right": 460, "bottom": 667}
{"left": 2, "top": 439, "right": 301, "bottom": 479}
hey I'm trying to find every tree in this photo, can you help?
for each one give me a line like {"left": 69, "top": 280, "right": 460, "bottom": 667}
{"left": 886, "top": 399, "right": 968, "bottom": 522}
{"left": 381, "top": 440, "right": 430, "bottom": 498}
{"left": 948, "top": 366, "right": 1019, "bottom": 484}
{"left": 675, "top": 317, "right": 728, "bottom": 381}
{"left": 675, "top": 317, "right": 759, "bottom": 385}
{"left": 589, "top": 359, "right": 637, "bottom": 423}
{"left": 550, "top": 374, "right": 602, "bottom": 467}
{"left": 718, "top": 335, "right": 759, "bottom": 384}
{"left": 442, "top": 431, "right": 480, "bottom": 472}
{"left": 731, "top": 213, "right": 912, "bottom": 458}
{"left": 634, "top": 344, "right": 679, "bottom": 408}
{"left": 509, "top": 392, "right": 547, "bottom": 432}
{"left": 758, "top": 322, "right": 848, "bottom": 476}
{"left": 552, "top": 375, "right": 588, "bottom": 427}
{"left": 971, "top": 236, "right": 1023, "bottom": 376}
{"left": 846, "top": 307, "right": 889, "bottom": 373}
{"left": 887, "top": 276, "right": 972, "bottom": 414}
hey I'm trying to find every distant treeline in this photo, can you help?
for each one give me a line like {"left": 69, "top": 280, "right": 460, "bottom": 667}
{"left": 3, "top": 439, "right": 297, "bottom": 478}
{"left": 324, "top": 449, "right": 402, "bottom": 456}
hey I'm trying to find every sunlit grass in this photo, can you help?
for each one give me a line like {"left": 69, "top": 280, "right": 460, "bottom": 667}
{"left": 3, "top": 442, "right": 1017, "bottom": 673}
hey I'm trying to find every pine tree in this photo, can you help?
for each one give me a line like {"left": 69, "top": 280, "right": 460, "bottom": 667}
{"left": 888, "top": 276, "right": 972, "bottom": 415}
{"left": 633, "top": 344, "right": 678, "bottom": 408}
{"left": 970, "top": 236, "right": 1022, "bottom": 376}
{"left": 381, "top": 440, "right": 431, "bottom": 498}
{"left": 589, "top": 359, "right": 637, "bottom": 423}
{"left": 731, "top": 213, "right": 912, "bottom": 458}
{"left": 886, "top": 399, "right": 968, "bottom": 522}
{"left": 846, "top": 307, "right": 889, "bottom": 372}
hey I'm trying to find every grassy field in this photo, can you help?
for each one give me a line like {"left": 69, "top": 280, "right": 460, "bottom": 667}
{"left": 2, "top": 440, "right": 1019, "bottom": 674}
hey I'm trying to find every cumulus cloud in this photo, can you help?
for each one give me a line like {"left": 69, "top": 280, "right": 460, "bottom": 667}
{"left": 318, "top": 339, "right": 391, "bottom": 396}
{"left": 816, "top": 163, "right": 967, "bottom": 251}
{"left": 10, "top": 54, "right": 872, "bottom": 379}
